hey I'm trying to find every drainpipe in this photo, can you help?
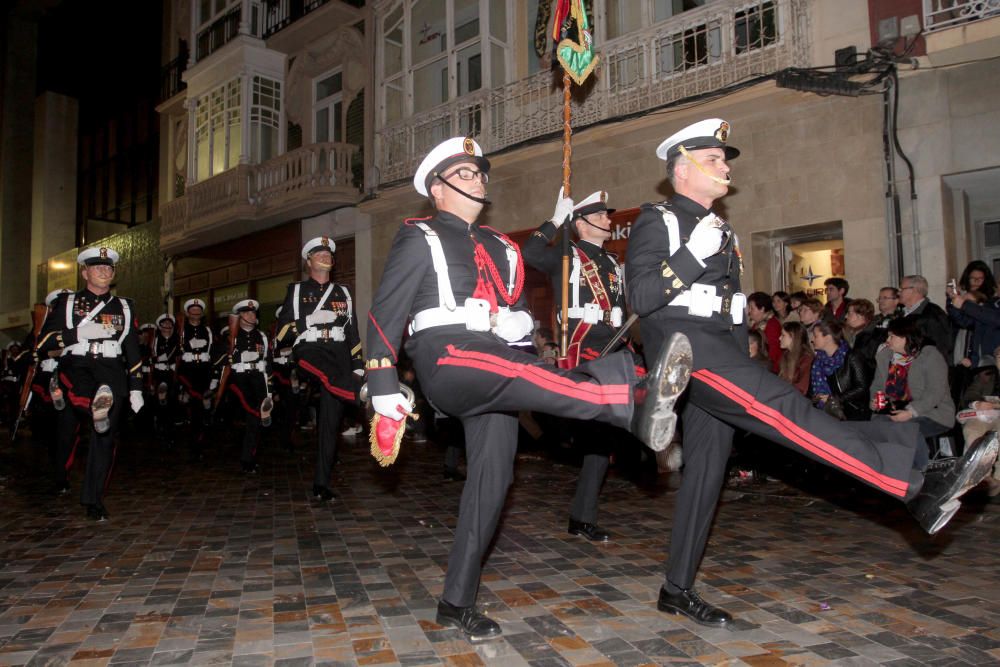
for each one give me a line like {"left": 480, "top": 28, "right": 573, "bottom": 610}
{"left": 889, "top": 69, "right": 920, "bottom": 277}
{"left": 882, "top": 78, "right": 905, "bottom": 285}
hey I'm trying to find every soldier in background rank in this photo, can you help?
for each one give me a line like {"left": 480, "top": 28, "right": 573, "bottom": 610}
{"left": 270, "top": 305, "right": 298, "bottom": 451}
{"left": 151, "top": 314, "right": 180, "bottom": 445}
{"left": 36, "top": 247, "right": 144, "bottom": 521}
{"left": 226, "top": 300, "right": 273, "bottom": 473}
{"left": 276, "top": 237, "right": 363, "bottom": 502}
{"left": 31, "top": 289, "right": 71, "bottom": 493}
{"left": 523, "top": 189, "right": 638, "bottom": 543}
{"left": 176, "top": 299, "right": 215, "bottom": 461}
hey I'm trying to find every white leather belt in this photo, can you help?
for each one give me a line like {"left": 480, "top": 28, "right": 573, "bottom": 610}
{"left": 409, "top": 303, "right": 513, "bottom": 335}
{"left": 296, "top": 326, "right": 345, "bottom": 344}
{"left": 181, "top": 352, "right": 211, "bottom": 362}
{"left": 566, "top": 305, "right": 623, "bottom": 326}
{"left": 233, "top": 360, "right": 267, "bottom": 373}
{"left": 141, "top": 365, "right": 151, "bottom": 373}
{"left": 668, "top": 284, "right": 746, "bottom": 325}
{"left": 64, "top": 340, "right": 122, "bottom": 358}
{"left": 154, "top": 362, "right": 174, "bottom": 371}
{"left": 40, "top": 359, "right": 58, "bottom": 372}
{"left": 272, "top": 356, "right": 291, "bottom": 366}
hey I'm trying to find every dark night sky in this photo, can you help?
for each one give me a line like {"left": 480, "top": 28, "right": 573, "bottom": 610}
{"left": 36, "top": 0, "right": 163, "bottom": 107}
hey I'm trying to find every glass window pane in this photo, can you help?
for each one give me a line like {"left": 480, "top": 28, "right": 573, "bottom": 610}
{"left": 383, "top": 27, "right": 403, "bottom": 77}
{"left": 200, "top": 0, "right": 211, "bottom": 24}
{"left": 454, "top": 0, "right": 479, "bottom": 43}
{"left": 607, "top": 0, "right": 642, "bottom": 39}
{"left": 410, "top": 0, "right": 445, "bottom": 64}
{"left": 228, "top": 118, "right": 241, "bottom": 167}
{"left": 457, "top": 42, "right": 481, "bottom": 96}
{"left": 491, "top": 42, "right": 505, "bottom": 87}
{"left": 316, "top": 72, "right": 342, "bottom": 101}
{"left": 334, "top": 101, "right": 342, "bottom": 143}
{"left": 491, "top": 0, "right": 507, "bottom": 42}
{"left": 525, "top": 0, "right": 547, "bottom": 75}
{"left": 316, "top": 107, "right": 329, "bottom": 142}
{"left": 413, "top": 57, "right": 448, "bottom": 113}
{"left": 385, "top": 80, "right": 403, "bottom": 124}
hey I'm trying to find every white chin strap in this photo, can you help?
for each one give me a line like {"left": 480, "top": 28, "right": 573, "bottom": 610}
{"left": 311, "top": 259, "right": 333, "bottom": 270}
{"left": 678, "top": 145, "right": 733, "bottom": 186}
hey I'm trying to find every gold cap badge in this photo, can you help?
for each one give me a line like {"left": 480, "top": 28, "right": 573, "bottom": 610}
{"left": 99, "top": 247, "right": 109, "bottom": 258}
{"left": 463, "top": 137, "right": 475, "bottom": 155}
{"left": 715, "top": 121, "right": 730, "bottom": 142}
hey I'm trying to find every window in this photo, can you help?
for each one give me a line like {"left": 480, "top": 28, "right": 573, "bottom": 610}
{"left": 735, "top": 1, "right": 777, "bottom": 54}
{"left": 195, "top": 79, "right": 242, "bottom": 181}
{"left": 377, "top": 0, "right": 511, "bottom": 125}
{"left": 314, "top": 70, "right": 343, "bottom": 143}
{"left": 251, "top": 75, "right": 281, "bottom": 162}
{"left": 606, "top": 0, "right": 707, "bottom": 41}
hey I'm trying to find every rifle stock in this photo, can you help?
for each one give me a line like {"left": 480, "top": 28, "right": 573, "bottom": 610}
{"left": 12, "top": 304, "right": 49, "bottom": 441}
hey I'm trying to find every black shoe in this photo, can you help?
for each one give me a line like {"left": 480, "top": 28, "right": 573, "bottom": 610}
{"left": 657, "top": 586, "right": 732, "bottom": 627}
{"left": 312, "top": 485, "right": 335, "bottom": 501}
{"left": 242, "top": 463, "right": 259, "bottom": 474}
{"left": 443, "top": 467, "right": 466, "bottom": 482}
{"left": 435, "top": 600, "right": 501, "bottom": 642}
{"left": 567, "top": 518, "right": 609, "bottom": 542}
{"left": 631, "top": 332, "right": 692, "bottom": 452}
{"left": 907, "top": 431, "right": 999, "bottom": 535}
{"left": 85, "top": 503, "right": 109, "bottom": 522}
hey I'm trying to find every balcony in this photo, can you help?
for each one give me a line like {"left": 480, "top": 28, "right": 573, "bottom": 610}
{"left": 923, "top": 0, "right": 1000, "bottom": 32}
{"left": 160, "top": 141, "right": 360, "bottom": 254}
{"left": 375, "top": 0, "right": 809, "bottom": 185}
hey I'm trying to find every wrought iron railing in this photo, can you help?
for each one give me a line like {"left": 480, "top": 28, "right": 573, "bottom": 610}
{"left": 923, "top": 0, "right": 1000, "bottom": 32}
{"left": 261, "top": 0, "right": 364, "bottom": 38}
{"left": 196, "top": 6, "right": 241, "bottom": 61}
{"left": 159, "top": 48, "right": 188, "bottom": 103}
{"left": 375, "top": 0, "right": 809, "bottom": 184}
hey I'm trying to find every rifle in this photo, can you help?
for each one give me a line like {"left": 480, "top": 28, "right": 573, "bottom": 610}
{"left": 12, "top": 304, "right": 49, "bottom": 441}
{"left": 213, "top": 314, "right": 239, "bottom": 412}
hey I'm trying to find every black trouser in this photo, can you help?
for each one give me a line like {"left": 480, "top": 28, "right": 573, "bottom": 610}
{"left": 640, "top": 321, "right": 922, "bottom": 592}
{"left": 568, "top": 420, "right": 614, "bottom": 524}
{"left": 152, "top": 370, "right": 176, "bottom": 442}
{"left": 55, "top": 358, "right": 128, "bottom": 507}
{"left": 30, "top": 374, "right": 59, "bottom": 484}
{"left": 271, "top": 362, "right": 297, "bottom": 448}
{"left": 294, "top": 344, "right": 355, "bottom": 489}
{"left": 230, "top": 371, "right": 268, "bottom": 468}
{"left": 405, "top": 326, "right": 638, "bottom": 607}
{"left": 178, "top": 364, "right": 211, "bottom": 457}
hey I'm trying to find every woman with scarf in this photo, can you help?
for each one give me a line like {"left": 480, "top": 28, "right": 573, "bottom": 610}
{"left": 870, "top": 318, "right": 955, "bottom": 466}
{"left": 810, "top": 320, "right": 870, "bottom": 420}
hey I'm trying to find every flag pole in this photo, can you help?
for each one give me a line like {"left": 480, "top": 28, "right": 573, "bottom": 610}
{"left": 559, "top": 69, "right": 572, "bottom": 360}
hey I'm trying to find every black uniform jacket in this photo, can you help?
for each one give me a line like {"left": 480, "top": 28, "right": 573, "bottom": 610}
{"left": 365, "top": 211, "right": 532, "bottom": 397}
{"left": 36, "top": 289, "right": 143, "bottom": 392}
{"left": 522, "top": 220, "right": 624, "bottom": 350}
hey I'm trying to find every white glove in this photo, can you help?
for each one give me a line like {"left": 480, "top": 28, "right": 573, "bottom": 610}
{"left": 549, "top": 187, "right": 575, "bottom": 228}
{"left": 353, "top": 368, "right": 365, "bottom": 377}
{"left": 78, "top": 322, "right": 113, "bottom": 342}
{"left": 130, "top": 390, "right": 144, "bottom": 414}
{"left": 686, "top": 216, "right": 725, "bottom": 262}
{"left": 188, "top": 338, "right": 207, "bottom": 350}
{"left": 495, "top": 310, "right": 534, "bottom": 342}
{"left": 209, "top": 379, "right": 219, "bottom": 391}
{"left": 306, "top": 309, "right": 336, "bottom": 327}
{"left": 372, "top": 393, "right": 413, "bottom": 421}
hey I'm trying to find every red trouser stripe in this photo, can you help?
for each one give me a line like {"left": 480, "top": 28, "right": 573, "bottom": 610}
{"left": 692, "top": 369, "right": 909, "bottom": 497}
{"left": 272, "top": 373, "right": 291, "bottom": 386}
{"left": 31, "top": 384, "right": 52, "bottom": 403}
{"left": 177, "top": 375, "right": 204, "bottom": 400}
{"left": 439, "top": 344, "right": 629, "bottom": 404}
{"left": 297, "top": 359, "right": 356, "bottom": 401}
{"left": 229, "top": 383, "right": 260, "bottom": 417}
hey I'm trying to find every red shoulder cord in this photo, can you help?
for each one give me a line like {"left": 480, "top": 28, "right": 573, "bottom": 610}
{"left": 472, "top": 236, "right": 525, "bottom": 311}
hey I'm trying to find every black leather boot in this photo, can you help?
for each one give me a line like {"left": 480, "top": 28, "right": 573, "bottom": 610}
{"left": 908, "top": 431, "right": 999, "bottom": 535}
{"left": 435, "top": 600, "right": 501, "bottom": 642}
{"left": 567, "top": 517, "right": 610, "bottom": 542}
{"left": 631, "top": 332, "right": 692, "bottom": 452}
{"left": 657, "top": 586, "right": 732, "bottom": 627}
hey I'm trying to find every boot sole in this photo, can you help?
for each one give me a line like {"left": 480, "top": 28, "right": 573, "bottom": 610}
{"left": 638, "top": 333, "right": 692, "bottom": 452}
{"left": 944, "top": 432, "right": 999, "bottom": 503}
{"left": 92, "top": 387, "right": 114, "bottom": 433}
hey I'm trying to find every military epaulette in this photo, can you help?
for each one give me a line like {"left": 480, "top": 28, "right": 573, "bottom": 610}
{"left": 639, "top": 200, "right": 671, "bottom": 211}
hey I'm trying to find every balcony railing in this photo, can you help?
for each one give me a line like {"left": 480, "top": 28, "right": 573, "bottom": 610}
{"left": 261, "top": 0, "right": 365, "bottom": 39}
{"left": 159, "top": 48, "right": 188, "bottom": 103}
{"left": 196, "top": 6, "right": 241, "bottom": 61}
{"left": 375, "top": 0, "right": 808, "bottom": 184}
{"left": 924, "top": 0, "right": 1000, "bottom": 32}
{"left": 160, "top": 142, "right": 359, "bottom": 247}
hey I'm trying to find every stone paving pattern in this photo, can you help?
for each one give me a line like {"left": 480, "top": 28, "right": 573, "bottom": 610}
{"left": 0, "top": 426, "right": 998, "bottom": 666}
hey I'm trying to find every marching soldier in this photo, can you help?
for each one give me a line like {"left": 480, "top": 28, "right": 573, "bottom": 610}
{"left": 276, "top": 237, "right": 363, "bottom": 502}
{"left": 625, "top": 118, "right": 999, "bottom": 627}
{"left": 270, "top": 305, "right": 298, "bottom": 451}
{"left": 176, "top": 299, "right": 214, "bottom": 461}
{"left": 523, "top": 189, "right": 636, "bottom": 542}
{"left": 31, "top": 289, "right": 71, "bottom": 492}
{"left": 1, "top": 342, "right": 21, "bottom": 425}
{"left": 36, "top": 247, "right": 144, "bottom": 521}
{"left": 365, "top": 136, "right": 691, "bottom": 642}
{"left": 151, "top": 314, "right": 180, "bottom": 444}
{"left": 226, "top": 300, "right": 273, "bottom": 473}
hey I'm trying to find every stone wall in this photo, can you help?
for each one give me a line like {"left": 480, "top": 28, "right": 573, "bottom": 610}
{"left": 83, "top": 221, "right": 165, "bottom": 324}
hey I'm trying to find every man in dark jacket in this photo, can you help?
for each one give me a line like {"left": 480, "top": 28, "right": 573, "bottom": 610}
{"left": 899, "top": 275, "right": 952, "bottom": 361}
